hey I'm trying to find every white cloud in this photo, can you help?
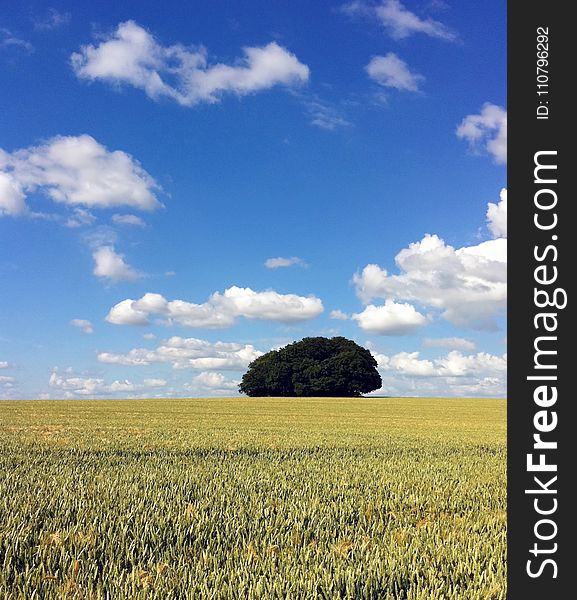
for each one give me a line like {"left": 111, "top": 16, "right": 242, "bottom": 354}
{"left": 354, "top": 234, "right": 506, "bottom": 330}
{"left": 98, "top": 336, "right": 262, "bottom": 370}
{"left": 72, "top": 21, "right": 309, "bottom": 106}
{"left": 34, "top": 8, "right": 71, "bottom": 31}
{"left": 435, "top": 350, "right": 507, "bottom": 377}
{"left": 0, "top": 135, "right": 161, "bottom": 216}
{"left": 330, "top": 309, "right": 349, "bottom": 320}
{"left": 106, "top": 287, "right": 323, "bottom": 328}
{"left": 223, "top": 287, "right": 323, "bottom": 322}
{"left": 111, "top": 213, "right": 146, "bottom": 227}
{"left": 352, "top": 299, "right": 427, "bottom": 335}
{"left": 143, "top": 378, "right": 167, "bottom": 387}
{"left": 375, "top": 349, "right": 506, "bottom": 377}
{"left": 456, "top": 103, "right": 507, "bottom": 165}
{"left": 70, "top": 319, "right": 94, "bottom": 334}
{"left": 486, "top": 188, "right": 507, "bottom": 238}
{"left": 342, "top": 0, "right": 457, "bottom": 41}
{"left": 370, "top": 349, "right": 507, "bottom": 397}
{"left": 193, "top": 371, "right": 238, "bottom": 389}
{"left": 0, "top": 375, "right": 15, "bottom": 391}
{"left": 366, "top": 53, "right": 424, "bottom": 92}
{"left": 142, "top": 332, "right": 156, "bottom": 340}
{"left": 422, "top": 337, "right": 476, "bottom": 351}
{"left": 0, "top": 361, "right": 11, "bottom": 369}
{"left": 49, "top": 371, "right": 105, "bottom": 396}
{"left": 303, "top": 98, "right": 352, "bottom": 131}
{"left": 264, "top": 256, "right": 306, "bottom": 269}
{"left": 0, "top": 171, "right": 27, "bottom": 216}
{"left": 0, "top": 28, "right": 34, "bottom": 53}
{"left": 93, "top": 246, "right": 142, "bottom": 282}
{"left": 48, "top": 369, "right": 168, "bottom": 398}
{"left": 105, "top": 299, "right": 150, "bottom": 325}
{"left": 65, "top": 208, "right": 96, "bottom": 228}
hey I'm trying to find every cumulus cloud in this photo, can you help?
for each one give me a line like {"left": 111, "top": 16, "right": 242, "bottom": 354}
{"left": 370, "top": 349, "right": 507, "bottom": 397}
{"left": 264, "top": 256, "right": 306, "bottom": 269}
{"left": 93, "top": 246, "right": 142, "bottom": 282}
{"left": 72, "top": 21, "right": 309, "bottom": 106}
{"left": 342, "top": 0, "right": 457, "bottom": 41}
{"left": 366, "top": 53, "right": 424, "bottom": 92}
{"left": 111, "top": 213, "right": 146, "bottom": 227}
{"left": 70, "top": 319, "right": 94, "bottom": 334}
{"left": 98, "top": 336, "right": 262, "bottom": 370}
{"left": 0, "top": 361, "right": 11, "bottom": 369}
{"left": 0, "top": 135, "right": 161, "bottom": 217}
{"left": 330, "top": 309, "right": 349, "bottom": 320}
{"left": 422, "top": 337, "right": 476, "bottom": 351}
{"left": 106, "top": 287, "right": 323, "bottom": 328}
{"left": 375, "top": 349, "right": 506, "bottom": 377}
{"left": 486, "top": 188, "right": 507, "bottom": 238}
{"left": 353, "top": 234, "right": 506, "bottom": 330}
{"left": 352, "top": 299, "right": 427, "bottom": 335}
{"left": 48, "top": 369, "right": 166, "bottom": 397}
{"left": 193, "top": 371, "right": 239, "bottom": 389}
{"left": 456, "top": 103, "right": 507, "bottom": 164}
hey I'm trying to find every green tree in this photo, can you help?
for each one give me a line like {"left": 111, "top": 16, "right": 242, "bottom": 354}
{"left": 239, "top": 337, "right": 382, "bottom": 397}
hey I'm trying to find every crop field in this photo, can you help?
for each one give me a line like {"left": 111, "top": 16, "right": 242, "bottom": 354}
{"left": 0, "top": 397, "right": 506, "bottom": 599}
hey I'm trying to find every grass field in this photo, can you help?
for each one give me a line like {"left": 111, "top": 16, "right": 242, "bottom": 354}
{"left": 0, "top": 397, "right": 506, "bottom": 599}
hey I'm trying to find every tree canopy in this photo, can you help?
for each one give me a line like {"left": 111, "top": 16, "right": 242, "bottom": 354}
{"left": 239, "top": 336, "right": 382, "bottom": 397}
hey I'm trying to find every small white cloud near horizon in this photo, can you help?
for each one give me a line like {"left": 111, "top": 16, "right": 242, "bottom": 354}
{"left": 457, "top": 103, "right": 507, "bottom": 165}
{"left": 49, "top": 368, "right": 167, "bottom": 398}
{"left": 422, "top": 337, "right": 476, "bottom": 352}
{"left": 143, "top": 378, "right": 167, "bottom": 388}
{"left": 366, "top": 53, "right": 424, "bottom": 92}
{"left": 93, "top": 246, "right": 142, "bottom": 282}
{"left": 193, "top": 371, "right": 239, "bottom": 389}
{"left": 0, "top": 361, "right": 12, "bottom": 369}
{"left": 486, "top": 188, "right": 507, "bottom": 238}
{"left": 70, "top": 319, "right": 94, "bottom": 334}
{"left": 106, "top": 287, "right": 323, "bottom": 328}
{"left": 369, "top": 348, "right": 506, "bottom": 397}
{"left": 342, "top": 0, "right": 458, "bottom": 42}
{"left": 0, "top": 135, "right": 162, "bottom": 217}
{"left": 265, "top": 256, "right": 307, "bottom": 269}
{"left": 72, "top": 21, "right": 309, "bottom": 107}
{"left": 352, "top": 299, "right": 427, "bottom": 335}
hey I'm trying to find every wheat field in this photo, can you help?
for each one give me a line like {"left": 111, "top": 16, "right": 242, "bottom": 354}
{"left": 0, "top": 397, "right": 506, "bottom": 599}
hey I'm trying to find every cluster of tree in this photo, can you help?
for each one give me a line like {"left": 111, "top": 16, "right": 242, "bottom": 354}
{"left": 239, "top": 336, "right": 382, "bottom": 397}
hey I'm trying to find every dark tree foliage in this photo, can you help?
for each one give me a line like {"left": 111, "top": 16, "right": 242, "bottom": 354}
{"left": 239, "top": 337, "right": 382, "bottom": 397}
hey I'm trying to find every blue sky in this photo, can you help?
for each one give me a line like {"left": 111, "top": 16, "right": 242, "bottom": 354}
{"left": 0, "top": 1, "right": 506, "bottom": 399}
